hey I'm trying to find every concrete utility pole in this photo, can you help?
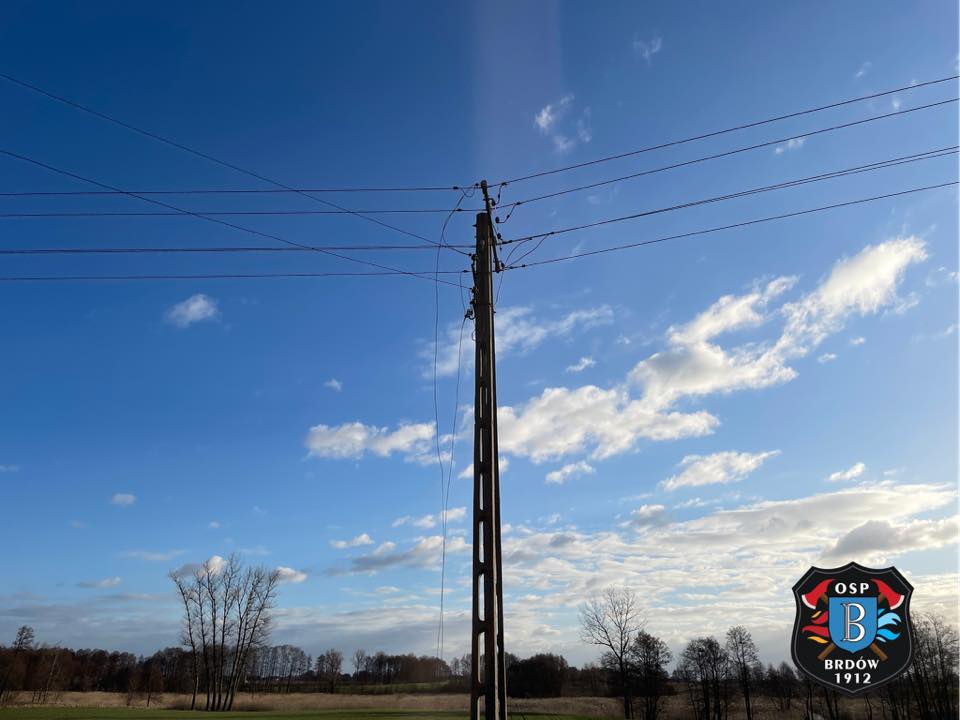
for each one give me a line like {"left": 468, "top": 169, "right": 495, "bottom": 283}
{"left": 469, "top": 180, "right": 507, "bottom": 720}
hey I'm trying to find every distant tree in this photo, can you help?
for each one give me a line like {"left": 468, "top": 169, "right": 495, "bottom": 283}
{"left": 12, "top": 627, "right": 34, "bottom": 652}
{"left": 507, "top": 653, "right": 568, "bottom": 697}
{"left": 675, "top": 637, "right": 730, "bottom": 720}
{"left": 319, "top": 649, "right": 343, "bottom": 692}
{"left": 725, "top": 625, "right": 759, "bottom": 720}
{"left": 580, "top": 587, "right": 644, "bottom": 719}
{"left": 628, "top": 631, "right": 671, "bottom": 720}
{"left": 352, "top": 649, "right": 367, "bottom": 679}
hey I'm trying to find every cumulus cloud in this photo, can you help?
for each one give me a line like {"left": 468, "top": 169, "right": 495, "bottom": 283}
{"left": 330, "top": 533, "right": 374, "bottom": 549}
{"left": 545, "top": 461, "right": 595, "bottom": 485}
{"left": 305, "top": 421, "right": 434, "bottom": 461}
{"left": 828, "top": 462, "right": 866, "bottom": 482}
{"left": 430, "top": 305, "right": 613, "bottom": 378}
{"left": 111, "top": 493, "right": 136, "bottom": 506}
{"left": 311, "top": 239, "right": 927, "bottom": 473}
{"left": 276, "top": 566, "right": 307, "bottom": 584}
{"left": 78, "top": 576, "right": 121, "bottom": 589}
{"left": 824, "top": 517, "right": 958, "bottom": 562}
{"left": 324, "top": 378, "right": 343, "bottom": 392}
{"left": 627, "top": 504, "right": 668, "bottom": 528}
{"left": 165, "top": 294, "right": 219, "bottom": 328}
{"left": 566, "top": 356, "right": 596, "bottom": 373}
{"left": 661, "top": 450, "right": 780, "bottom": 491}
{"left": 172, "top": 555, "right": 225, "bottom": 578}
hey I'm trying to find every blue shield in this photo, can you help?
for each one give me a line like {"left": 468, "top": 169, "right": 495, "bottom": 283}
{"left": 829, "top": 596, "right": 877, "bottom": 653}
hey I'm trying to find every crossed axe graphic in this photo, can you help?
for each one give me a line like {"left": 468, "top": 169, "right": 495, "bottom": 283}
{"left": 801, "top": 578, "right": 904, "bottom": 662}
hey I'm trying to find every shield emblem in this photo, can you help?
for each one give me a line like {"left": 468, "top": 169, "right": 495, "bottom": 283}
{"left": 792, "top": 562, "right": 913, "bottom": 696}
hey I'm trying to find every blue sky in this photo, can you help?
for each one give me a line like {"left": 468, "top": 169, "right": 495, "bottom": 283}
{"left": 0, "top": 2, "right": 957, "bottom": 666}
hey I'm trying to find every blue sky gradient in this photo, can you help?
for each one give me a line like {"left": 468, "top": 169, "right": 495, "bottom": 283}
{"left": 0, "top": 1, "right": 957, "bottom": 665}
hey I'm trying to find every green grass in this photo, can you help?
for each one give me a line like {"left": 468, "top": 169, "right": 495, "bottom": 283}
{"left": 0, "top": 710, "right": 592, "bottom": 720}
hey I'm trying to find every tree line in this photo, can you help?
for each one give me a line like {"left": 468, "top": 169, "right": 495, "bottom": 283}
{"left": 579, "top": 587, "right": 959, "bottom": 720}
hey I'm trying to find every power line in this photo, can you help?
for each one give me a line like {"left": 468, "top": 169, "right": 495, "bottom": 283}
{"left": 499, "top": 146, "right": 957, "bottom": 246}
{"left": 0, "top": 269, "right": 470, "bottom": 283}
{"left": 499, "top": 98, "right": 958, "bottom": 211}
{"left": 0, "top": 148, "right": 466, "bottom": 283}
{"left": 493, "top": 74, "right": 958, "bottom": 185}
{"left": 0, "top": 71, "right": 459, "bottom": 250}
{"left": 0, "top": 244, "right": 473, "bottom": 255}
{"left": 0, "top": 208, "right": 477, "bottom": 218}
{"left": 0, "top": 186, "right": 464, "bottom": 198}
{"left": 503, "top": 181, "right": 958, "bottom": 270}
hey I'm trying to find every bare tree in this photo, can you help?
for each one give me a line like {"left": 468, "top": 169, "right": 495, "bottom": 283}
{"left": 352, "top": 648, "right": 367, "bottom": 680}
{"left": 725, "top": 625, "right": 759, "bottom": 720}
{"left": 580, "top": 587, "right": 645, "bottom": 719}
{"left": 169, "top": 554, "right": 279, "bottom": 712}
{"left": 627, "top": 630, "right": 671, "bottom": 720}
{"left": 320, "top": 649, "right": 343, "bottom": 693}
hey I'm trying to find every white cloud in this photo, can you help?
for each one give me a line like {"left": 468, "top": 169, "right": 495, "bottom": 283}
{"left": 457, "top": 457, "right": 509, "bottom": 479}
{"left": 172, "top": 555, "right": 225, "bottom": 578}
{"left": 534, "top": 95, "right": 591, "bottom": 155}
{"left": 393, "top": 507, "right": 466, "bottom": 530}
{"left": 545, "top": 461, "right": 595, "bottom": 485}
{"left": 430, "top": 305, "right": 613, "bottom": 378}
{"left": 78, "top": 576, "right": 121, "bottom": 589}
{"left": 817, "top": 352, "right": 837, "bottom": 364}
{"left": 123, "top": 549, "right": 187, "bottom": 563}
{"left": 332, "top": 535, "right": 469, "bottom": 575}
{"left": 111, "top": 493, "right": 136, "bottom": 507}
{"left": 375, "top": 585, "right": 400, "bottom": 594}
{"left": 305, "top": 421, "right": 434, "bottom": 461}
{"left": 632, "top": 36, "right": 663, "bottom": 62}
{"left": 828, "top": 462, "right": 866, "bottom": 482}
{"left": 627, "top": 504, "right": 668, "bottom": 527}
{"left": 849, "top": 336, "right": 866, "bottom": 346}
{"left": 854, "top": 61, "right": 872, "bottom": 79}
{"left": 165, "top": 293, "right": 219, "bottom": 328}
{"left": 276, "top": 566, "right": 307, "bottom": 584}
{"left": 534, "top": 95, "right": 572, "bottom": 132}
{"left": 208, "top": 521, "right": 220, "bottom": 529}
{"left": 324, "top": 378, "right": 343, "bottom": 392}
{"left": 774, "top": 137, "right": 805, "bottom": 154}
{"left": 565, "top": 356, "right": 596, "bottom": 373}
{"left": 661, "top": 450, "right": 780, "bottom": 491}
{"left": 330, "top": 533, "right": 375, "bottom": 549}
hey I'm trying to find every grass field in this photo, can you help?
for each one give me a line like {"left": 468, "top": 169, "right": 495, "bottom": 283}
{"left": 0, "top": 711, "right": 597, "bottom": 720}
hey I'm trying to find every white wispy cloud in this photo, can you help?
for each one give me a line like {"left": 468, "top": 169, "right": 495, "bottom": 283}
{"left": 111, "top": 493, "right": 136, "bottom": 507}
{"left": 817, "top": 352, "right": 837, "bottom": 364}
{"left": 632, "top": 35, "right": 663, "bottom": 63}
{"left": 208, "top": 521, "right": 220, "bottom": 529}
{"left": 331, "top": 535, "right": 469, "bottom": 575}
{"left": 854, "top": 61, "right": 872, "bottom": 79}
{"left": 165, "top": 293, "right": 219, "bottom": 328}
{"left": 324, "top": 378, "right": 343, "bottom": 392}
{"left": 330, "top": 533, "right": 375, "bottom": 549}
{"left": 774, "top": 137, "right": 805, "bottom": 154}
{"left": 661, "top": 450, "right": 780, "bottom": 491}
{"left": 849, "top": 336, "right": 866, "bottom": 346}
{"left": 77, "top": 576, "right": 121, "bottom": 589}
{"left": 545, "top": 461, "right": 595, "bottom": 485}
{"left": 305, "top": 421, "right": 434, "bottom": 461}
{"left": 565, "top": 356, "right": 596, "bottom": 373}
{"left": 429, "top": 305, "right": 613, "bottom": 378}
{"left": 534, "top": 95, "right": 592, "bottom": 155}
{"left": 393, "top": 507, "right": 466, "bottom": 530}
{"left": 828, "top": 462, "right": 866, "bottom": 482}
{"left": 123, "top": 549, "right": 187, "bottom": 563}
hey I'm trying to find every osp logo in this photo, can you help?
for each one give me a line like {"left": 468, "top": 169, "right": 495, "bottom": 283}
{"left": 791, "top": 562, "right": 913, "bottom": 695}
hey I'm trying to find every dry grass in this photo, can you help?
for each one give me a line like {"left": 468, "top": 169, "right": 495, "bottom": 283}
{"left": 4, "top": 692, "right": 621, "bottom": 717}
